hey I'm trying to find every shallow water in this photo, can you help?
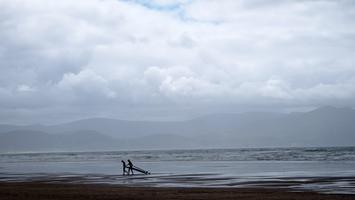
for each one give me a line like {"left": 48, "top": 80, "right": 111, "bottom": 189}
{"left": 1, "top": 147, "right": 355, "bottom": 194}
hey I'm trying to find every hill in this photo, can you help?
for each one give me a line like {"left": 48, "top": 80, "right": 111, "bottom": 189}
{"left": 0, "top": 106, "right": 355, "bottom": 152}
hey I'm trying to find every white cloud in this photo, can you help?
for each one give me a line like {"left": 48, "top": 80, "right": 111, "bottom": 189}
{"left": 57, "top": 69, "right": 116, "bottom": 99}
{"left": 0, "top": 0, "right": 355, "bottom": 123}
{"left": 17, "top": 84, "right": 36, "bottom": 92}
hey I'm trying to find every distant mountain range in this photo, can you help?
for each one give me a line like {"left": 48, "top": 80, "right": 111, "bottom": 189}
{"left": 1, "top": 106, "right": 355, "bottom": 152}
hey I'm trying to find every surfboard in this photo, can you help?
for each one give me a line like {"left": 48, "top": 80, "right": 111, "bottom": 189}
{"left": 132, "top": 166, "right": 150, "bottom": 175}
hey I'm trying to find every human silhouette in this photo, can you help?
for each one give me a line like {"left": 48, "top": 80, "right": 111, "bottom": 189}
{"left": 127, "top": 159, "right": 134, "bottom": 175}
{"left": 121, "top": 160, "right": 127, "bottom": 175}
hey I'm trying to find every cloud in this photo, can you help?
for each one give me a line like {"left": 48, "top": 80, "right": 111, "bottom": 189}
{"left": 144, "top": 66, "right": 227, "bottom": 102}
{"left": 0, "top": 0, "right": 355, "bottom": 123}
{"left": 57, "top": 69, "right": 116, "bottom": 100}
{"left": 17, "top": 85, "right": 36, "bottom": 93}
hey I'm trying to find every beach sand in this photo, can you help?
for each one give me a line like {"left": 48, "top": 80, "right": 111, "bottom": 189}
{"left": 0, "top": 182, "right": 354, "bottom": 200}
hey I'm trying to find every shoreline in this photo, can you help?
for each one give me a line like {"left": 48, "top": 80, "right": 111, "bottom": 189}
{"left": 1, "top": 182, "right": 354, "bottom": 200}
{"left": 2, "top": 171, "right": 355, "bottom": 194}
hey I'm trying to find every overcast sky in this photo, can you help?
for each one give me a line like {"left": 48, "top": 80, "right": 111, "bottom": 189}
{"left": 0, "top": 0, "right": 355, "bottom": 124}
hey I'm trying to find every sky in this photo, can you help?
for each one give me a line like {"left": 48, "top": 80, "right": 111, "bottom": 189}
{"left": 0, "top": 0, "right": 355, "bottom": 124}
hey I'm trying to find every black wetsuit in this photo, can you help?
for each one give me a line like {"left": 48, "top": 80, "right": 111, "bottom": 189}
{"left": 127, "top": 160, "right": 134, "bottom": 175}
{"left": 121, "top": 160, "right": 127, "bottom": 175}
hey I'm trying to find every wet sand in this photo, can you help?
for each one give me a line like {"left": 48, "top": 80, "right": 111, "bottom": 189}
{"left": 0, "top": 182, "right": 354, "bottom": 200}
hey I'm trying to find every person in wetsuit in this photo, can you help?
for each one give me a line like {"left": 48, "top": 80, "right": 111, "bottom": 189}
{"left": 127, "top": 159, "right": 134, "bottom": 175}
{"left": 121, "top": 160, "right": 127, "bottom": 175}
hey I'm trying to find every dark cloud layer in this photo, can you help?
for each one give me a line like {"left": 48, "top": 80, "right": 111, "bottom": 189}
{"left": 0, "top": 0, "right": 354, "bottom": 124}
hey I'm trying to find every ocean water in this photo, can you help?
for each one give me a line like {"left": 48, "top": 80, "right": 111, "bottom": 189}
{"left": 1, "top": 147, "right": 355, "bottom": 194}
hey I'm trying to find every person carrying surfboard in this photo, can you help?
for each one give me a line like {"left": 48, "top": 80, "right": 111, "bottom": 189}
{"left": 127, "top": 159, "right": 134, "bottom": 175}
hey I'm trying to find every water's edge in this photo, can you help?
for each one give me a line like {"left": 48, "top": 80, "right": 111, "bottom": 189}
{"left": 1, "top": 147, "right": 355, "bottom": 194}
{"left": 1, "top": 172, "right": 355, "bottom": 194}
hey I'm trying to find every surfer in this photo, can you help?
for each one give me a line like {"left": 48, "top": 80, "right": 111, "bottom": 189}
{"left": 127, "top": 159, "right": 134, "bottom": 175}
{"left": 121, "top": 160, "right": 127, "bottom": 175}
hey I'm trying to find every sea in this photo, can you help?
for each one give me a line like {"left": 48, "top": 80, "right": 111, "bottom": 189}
{"left": 1, "top": 147, "right": 355, "bottom": 194}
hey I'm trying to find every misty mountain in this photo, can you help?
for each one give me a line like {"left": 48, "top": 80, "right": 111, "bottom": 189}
{"left": 0, "top": 106, "right": 355, "bottom": 152}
